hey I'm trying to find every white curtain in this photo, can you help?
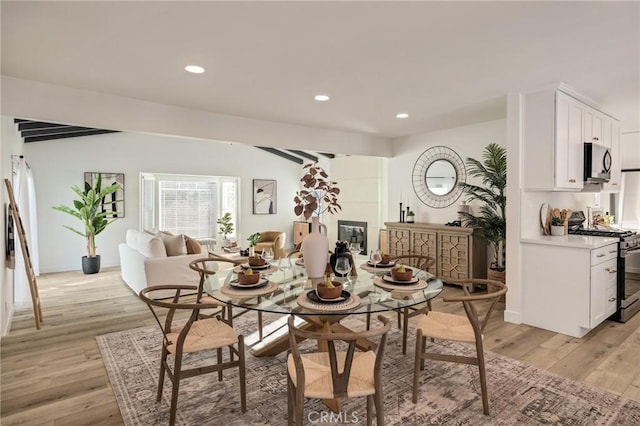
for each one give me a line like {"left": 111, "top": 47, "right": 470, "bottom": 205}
{"left": 13, "top": 159, "right": 39, "bottom": 308}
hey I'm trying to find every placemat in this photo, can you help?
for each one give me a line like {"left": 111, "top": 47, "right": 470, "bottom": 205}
{"left": 220, "top": 281, "right": 279, "bottom": 298}
{"left": 373, "top": 276, "right": 428, "bottom": 292}
{"left": 296, "top": 293, "right": 361, "bottom": 312}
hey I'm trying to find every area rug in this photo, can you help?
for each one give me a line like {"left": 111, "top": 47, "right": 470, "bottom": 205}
{"left": 97, "top": 314, "right": 640, "bottom": 425}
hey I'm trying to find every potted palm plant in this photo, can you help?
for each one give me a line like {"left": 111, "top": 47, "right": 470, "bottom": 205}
{"left": 52, "top": 174, "right": 122, "bottom": 274}
{"left": 217, "top": 212, "right": 234, "bottom": 247}
{"left": 457, "top": 143, "right": 506, "bottom": 282}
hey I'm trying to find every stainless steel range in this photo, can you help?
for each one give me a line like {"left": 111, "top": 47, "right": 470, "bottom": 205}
{"left": 569, "top": 226, "right": 640, "bottom": 322}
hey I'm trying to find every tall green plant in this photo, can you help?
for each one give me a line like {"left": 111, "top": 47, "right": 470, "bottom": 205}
{"left": 457, "top": 143, "right": 506, "bottom": 271}
{"left": 52, "top": 174, "right": 122, "bottom": 258}
{"left": 217, "top": 212, "right": 234, "bottom": 240}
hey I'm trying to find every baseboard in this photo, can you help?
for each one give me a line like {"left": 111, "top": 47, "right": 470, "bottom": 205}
{"left": 503, "top": 309, "right": 521, "bottom": 324}
{"left": 1, "top": 304, "right": 15, "bottom": 337}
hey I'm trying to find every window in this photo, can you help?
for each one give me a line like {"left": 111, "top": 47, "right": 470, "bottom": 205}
{"left": 140, "top": 173, "right": 239, "bottom": 241}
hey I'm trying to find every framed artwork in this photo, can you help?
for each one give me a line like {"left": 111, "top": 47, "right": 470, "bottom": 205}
{"left": 253, "top": 179, "right": 277, "bottom": 214}
{"left": 84, "top": 172, "right": 125, "bottom": 218}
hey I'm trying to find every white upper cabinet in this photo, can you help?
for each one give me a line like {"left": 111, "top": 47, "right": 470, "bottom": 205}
{"left": 523, "top": 89, "right": 583, "bottom": 190}
{"left": 523, "top": 88, "right": 620, "bottom": 192}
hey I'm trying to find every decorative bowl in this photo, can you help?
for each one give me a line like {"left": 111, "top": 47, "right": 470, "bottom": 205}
{"left": 381, "top": 254, "right": 392, "bottom": 264}
{"left": 237, "top": 271, "right": 261, "bottom": 285}
{"left": 391, "top": 267, "right": 413, "bottom": 281}
{"left": 248, "top": 256, "right": 266, "bottom": 267}
{"left": 316, "top": 281, "right": 343, "bottom": 299}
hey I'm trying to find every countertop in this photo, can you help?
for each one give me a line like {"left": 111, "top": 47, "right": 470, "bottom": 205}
{"left": 521, "top": 234, "right": 619, "bottom": 249}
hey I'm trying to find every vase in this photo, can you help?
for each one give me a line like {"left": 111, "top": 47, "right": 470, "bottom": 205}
{"left": 301, "top": 217, "right": 329, "bottom": 283}
{"left": 551, "top": 225, "right": 565, "bottom": 236}
{"left": 82, "top": 255, "right": 100, "bottom": 274}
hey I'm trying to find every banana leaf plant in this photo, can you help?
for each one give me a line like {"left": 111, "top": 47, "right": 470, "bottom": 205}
{"left": 52, "top": 174, "right": 122, "bottom": 258}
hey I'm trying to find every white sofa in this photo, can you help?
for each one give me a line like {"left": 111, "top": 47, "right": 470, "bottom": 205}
{"left": 118, "top": 229, "right": 203, "bottom": 295}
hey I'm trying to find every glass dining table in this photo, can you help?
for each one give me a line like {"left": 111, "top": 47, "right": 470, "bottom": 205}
{"left": 203, "top": 256, "right": 443, "bottom": 357}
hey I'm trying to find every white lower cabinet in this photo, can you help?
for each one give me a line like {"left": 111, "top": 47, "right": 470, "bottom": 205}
{"left": 522, "top": 242, "right": 618, "bottom": 338}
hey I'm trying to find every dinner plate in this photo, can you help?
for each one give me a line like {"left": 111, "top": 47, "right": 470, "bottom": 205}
{"left": 306, "top": 290, "right": 351, "bottom": 304}
{"left": 366, "top": 260, "right": 396, "bottom": 268}
{"left": 240, "top": 262, "right": 270, "bottom": 270}
{"left": 229, "top": 278, "right": 269, "bottom": 289}
{"left": 382, "top": 274, "right": 419, "bottom": 285}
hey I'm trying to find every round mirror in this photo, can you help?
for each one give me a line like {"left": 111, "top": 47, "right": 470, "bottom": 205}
{"left": 412, "top": 146, "right": 466, "bottom": 208}
{"left": 425, "top": 160, "right": 457, "bottom": 195}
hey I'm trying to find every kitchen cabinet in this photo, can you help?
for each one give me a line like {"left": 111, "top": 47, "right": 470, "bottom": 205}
{"left": 521, "top": 240, "right": 618, "bottom": 337}
{"left": 385, "top": 222, "right": 486, "bottom": 282}
{"left": 523, "top": 90, "right": 584, "bottom": 190}
{"left": 523, "top": 88, "right": 620, "bottom": 192}
{"left": 603, "top": 120, "right": 621, "bottom": 191}
{"left": 293, "top": 221, "right": 311, "bottom": 246}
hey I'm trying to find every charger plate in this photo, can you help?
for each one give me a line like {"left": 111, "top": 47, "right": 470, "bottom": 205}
{"left": 233, "top": 265, "right": 278, "bottom": 274}
{"left": 373, "top": 276, "right": 428, "bottom": 292}
{"left": 360, "top": 263, "right": 395, "bottom": 273}
{"left": 297, "top": 293, "right": 361, "bottom": 312}
{"left": 220, "top": 281, "right": 278, "bottom": 298}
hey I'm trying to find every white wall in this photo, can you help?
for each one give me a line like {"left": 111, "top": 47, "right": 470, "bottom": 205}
{"left": 389, "top": 119, "right": 507, "bottom": 224}
{"left": 1, "top": 116, "right": 23, "bottom": 335}
{"left": 327, "top": 156, "right": 388, "bottom": 253}
{"left": 23, "top": 130, "right": 304, "bottom": 273}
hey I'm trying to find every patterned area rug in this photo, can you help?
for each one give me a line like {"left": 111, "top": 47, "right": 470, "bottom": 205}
{"left": 97, "top": 314, "right": 640, "bottom": 425}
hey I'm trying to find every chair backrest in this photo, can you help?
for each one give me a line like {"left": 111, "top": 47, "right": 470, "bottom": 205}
{"left": 443, "top": 279, "right": 508, "bottom": 335}
{"left": 256, "top": 231, "right": 286, "bottom": 258}
{"left": 189, "top": 257, "right": 237, "bottom": 301}
{"left": 390, "top": 254, "right": 436, "bottom": 275}
{"left": 287, "top": 316, "right": 391, "bottom": 398}
{"left": 139, "top": 285, "right": 222, "bottom": 349}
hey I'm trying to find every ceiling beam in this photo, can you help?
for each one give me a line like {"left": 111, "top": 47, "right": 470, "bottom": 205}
{"left": 24, "top": 129, "right": 119, "bottom": 143}
{"left": 286, "top": 150, "right": 318, "bottom": 163}
{"left": 256, "top": 147, "right": 303, "bottom": 164}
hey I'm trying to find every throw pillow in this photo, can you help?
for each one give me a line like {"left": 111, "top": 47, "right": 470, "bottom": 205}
{"left": 184, "top": 236, "right": 203, "bottom": 254}
{"left": 159, "top": 233, "right": 187, "bottom": 256}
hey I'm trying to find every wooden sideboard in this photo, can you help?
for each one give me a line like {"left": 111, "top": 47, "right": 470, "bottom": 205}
{"left": 293, "top": 221, "right": 312, "bottom": 246}
{"left": 384, "top": 222, "right": 487, "bottom": 282}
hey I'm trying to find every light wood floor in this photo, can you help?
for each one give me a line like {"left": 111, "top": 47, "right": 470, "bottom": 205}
{"left": 2, "top": 268, "right": 639, "bottom": 425}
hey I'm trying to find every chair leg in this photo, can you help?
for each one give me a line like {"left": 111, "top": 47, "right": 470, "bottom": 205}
{"left": 287, "top": 374, "right": 295, "bottom": 426}
{"left": 157, "top": 346, "right": 168, "bottom": 401}
{"left": 217, "top": 348, "right": 223, "bottom": 381}
{"left": 170, "top": 353, "right": 183, "bottom": 426}
{"left": 402, "top": 307, "right": 409, "bottom": 355}
{"left": 397, "top": 310, "right": 402, "bottom": 329}
{"left": 238, "top": 336, "right": 247, "bottom": 412}
{"left": 366, "top": 312, "right": 371, "bottom": 330}
{"left": 373, "top": 388, "right": 384, "bottom": 426}
{"left": 367, "top": 395, "right": 373, "bottom": 426}
{"left": 295, "top": 382, "right": 304, "bottom": 426}
{"left": 258, "top": 310, "right": 263, "bottom": 341}
{"left": 412, "top": 329, "right": 424, "bottom": 404}
{"left": 475, "top": 339, "right": 490, "bottom": 415}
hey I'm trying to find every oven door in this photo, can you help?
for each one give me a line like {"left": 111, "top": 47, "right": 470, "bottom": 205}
{"left": 618, "top": 246, "right": 640, "bottom": 322}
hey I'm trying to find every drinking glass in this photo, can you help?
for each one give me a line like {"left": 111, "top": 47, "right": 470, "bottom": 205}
{"left": 335, "top": 256, "right": 352, "bottom": 280}
{"left": 349, "top": 242, "right": 361, "bottom": 258}
{"left": 261, "top": 248, "right": 274, "bottom": 279}
{"left": 278, "top": 257, "right": 294, "bottom": 303}
{"left": 369, "top": 249, "right": 382, "bottom": 267}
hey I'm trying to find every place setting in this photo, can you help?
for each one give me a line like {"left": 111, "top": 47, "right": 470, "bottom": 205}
{"left": 373, "top": 263, "right": 430, "bottom": 292}
{"left": 296, "top": 275, "right": 361, "bottom": 312}
{"left": 221, "top": 268, "right": 278, "bottom": 297}
{"left": 359, "top": 249, "right": 397, "bottom": 273}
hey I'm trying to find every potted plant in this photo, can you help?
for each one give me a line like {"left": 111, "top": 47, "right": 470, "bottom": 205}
{"left": 247, "top": 232, "right": 261, "bottom": 257}
{"left": 52, "top": 173, "right": 121, "bottom": 274}
{"left": 293, "top": 162, "right": 341, "bottom": 282}
{"left": 457, "top": 143, "right": 507, "bottom": 282}
{"left": 217, "top": 212, "right": 234, "bottom": 247}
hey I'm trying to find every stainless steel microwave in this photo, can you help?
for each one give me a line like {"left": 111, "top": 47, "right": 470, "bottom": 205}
{"left": 584, "top": 142, "right": 611, "bottom": 183}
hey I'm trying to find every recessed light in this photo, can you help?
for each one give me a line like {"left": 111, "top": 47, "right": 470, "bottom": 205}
{"left": 185, "top": 65, "right": 205, "bottom": 74}
{"left": 314, "top": 94, "right": 330, "bottom": 102}
{"left": 396, "top": 113, "right": 409, "bottom": 119}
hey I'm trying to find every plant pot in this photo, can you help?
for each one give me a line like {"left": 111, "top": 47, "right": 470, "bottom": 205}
{"left": 391, "top": 267, "right": 413, "bottom": 281}
{"left": 82, "top": 255, "right": 101, "bottom": 274}
{"left": 237, "top": 271, "right": 260, "bottom": 285}
{"left": 316, "top": 282, "right": 343, "bottom": 299}
{"left": 551, "top": 225, "right": 565, "bottom": 236}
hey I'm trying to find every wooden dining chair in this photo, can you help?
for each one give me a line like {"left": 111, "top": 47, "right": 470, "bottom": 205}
{"left": 286, "top": 315, "right": 391, "bottom": 426}
{"left": 139, "top": 285, "right": 246, "bottom": 426}
{"left": 389, "top": 254, "right": 436, "bottom": 354}
{"left": 189, "top": 257, "right": 264, "bottom": 340}
{"left": 412, "top": 278, "right": 507, "bottom": 415}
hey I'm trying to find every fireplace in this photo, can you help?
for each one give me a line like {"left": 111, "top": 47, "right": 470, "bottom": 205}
{"left": 337, "top": 220, "right": 367, "bottom": 255}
